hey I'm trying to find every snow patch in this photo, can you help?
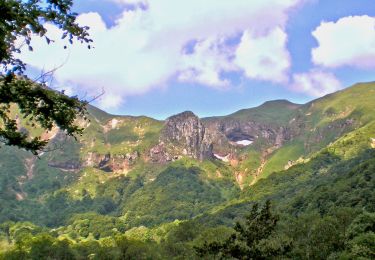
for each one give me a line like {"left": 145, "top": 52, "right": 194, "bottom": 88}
{"left": 235, "top": 140, "right": 253, "bottom": 146}
{"left": 214, "top": 153, "right": 230, "bottom": 162}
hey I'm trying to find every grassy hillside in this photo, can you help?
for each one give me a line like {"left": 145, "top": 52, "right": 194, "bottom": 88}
{"left": 226, "top": 99, "right": 301, "bottom": 124}
{"left": 80, "top": 109, "right": 163, "bottom": 156}
{"left": 0, "top": 81, "right": 374, "bottom": 259}
{"left": 244, "top": 82, "right": 375, "bottom": 182}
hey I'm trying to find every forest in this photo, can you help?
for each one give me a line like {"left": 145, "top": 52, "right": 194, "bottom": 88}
{"left": 1, "top": 0, "right": 375, "bottom": 259}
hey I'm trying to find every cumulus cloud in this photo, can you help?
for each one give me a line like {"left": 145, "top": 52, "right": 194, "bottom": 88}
{"left": 20, "top": 0, "right": 302, "bottom": 109}
{"left": 291, "top": 70, "right": 342, "bottom": 97}
{"left": 178, "top": 37, "right": 234, "bottom": 88}
{"left": 235, "top": 27, "right": 290, "bottom": 83}
{"left": 312, "top": 15, "right": 375, "bottom": 68}
{"left": 98, "top": 92, "right": 124, "bottom": 110}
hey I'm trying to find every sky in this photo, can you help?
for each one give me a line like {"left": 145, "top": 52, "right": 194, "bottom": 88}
{"left": 19, "top": 0, "right": 375, "bottom": 119}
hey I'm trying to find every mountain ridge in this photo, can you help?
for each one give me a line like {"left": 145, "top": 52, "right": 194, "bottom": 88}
{"left": 0, "top": 80, "right": 374, "bottom": 259}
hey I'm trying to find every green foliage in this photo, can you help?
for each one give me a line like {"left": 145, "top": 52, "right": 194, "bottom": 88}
{"left": 0, "top": 0, "right": 91, "bottom": 153}
{"left": 196, "top": 201, "right": 291, "bottom": 259}
{"left": 284, "top": 213, "right": 345, "bottom": 259}
{"left": 80, "top": 114, "right": 163, "bottom": 156}
{"left": 63, "top": 213, "right": 126, "bottom": 240}
{"left": 0, "top": 81, "right": 375, "bottom": 258}
{"left": 0, "top": 226, "right": 162, "bottom": 260}
{"left": 121, "top": 164, "right": 239, "bottom": 227}
{"left": 347, "top": 212, "right": 375, "bottom": 239}
{"left": 261, "top": 140, "right": 305, "bottom": 179}
{"left": 0, "top": 76, "right": 88, "bottom": 154}
{"left": 226, "top": 99, "right": 300, "bottom": 125}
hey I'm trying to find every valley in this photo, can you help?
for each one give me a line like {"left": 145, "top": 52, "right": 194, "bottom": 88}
{"left": 0, "top": 82, "right": 374, "bottom": 259}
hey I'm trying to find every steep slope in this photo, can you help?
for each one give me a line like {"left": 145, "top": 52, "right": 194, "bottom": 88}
{"left": 120, "top": 161, "right": 239, "bottom": 227}
{"left": 0, "top": 81, "right": 374, "bottom": 259}
{"left": 202, "top": 100, "right": 302, "bottom": 186}
{"left": 215, "top": 82, "right": 375, "bottom": 184}
{"left": 0, "top": 81, "right": 374, "bottom": 228}
{"left": 195, "top": 122, "right": 375, "bottom": 227}
{"left": 149, "top": 111, "right": 214, "bottom": 163}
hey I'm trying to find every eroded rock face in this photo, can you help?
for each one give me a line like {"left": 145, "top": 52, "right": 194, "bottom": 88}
{"left": 149, "top": 111, "right": 297, "bottom": 163}
{"left": 149, "top": 142, "right": 174, "bottom": 163}
{"left": 84, "top": 151, "right": 139, "bottom": 172}
{"left": 48, "top": 160, "right": 81, "bottom": 171}
{"left": 203, "top": 119, "right": 294, "bottom": 156}
{"left": 150, "top": 111, "right": 213, "bottom": 162}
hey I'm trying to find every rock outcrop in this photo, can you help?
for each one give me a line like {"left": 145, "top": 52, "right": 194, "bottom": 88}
{"left": 84, "top": 151, "right": 139, "bottom": 172}
{"left": 48, "top": 160, "right": 81, "bottom": 171}
{"left": 149, "top": 111, "right": 295, "bottom": 163}
{"left": 203, "top": 118, "right": 294, "bottom": 157}
{"left": 150, "top": 111, "right": 213, "bottom": 163}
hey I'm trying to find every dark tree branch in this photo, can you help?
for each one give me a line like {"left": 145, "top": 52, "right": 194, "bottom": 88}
{"left": 0, "top": 0, "right": 92, "bottom": 154}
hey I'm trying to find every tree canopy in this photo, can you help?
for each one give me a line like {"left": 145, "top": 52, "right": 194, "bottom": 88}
{"left": 195, "top": 200, "right": 292, "bottom": 259}
{"left": 0, "top": 0, "right": 92, "bottom": 154}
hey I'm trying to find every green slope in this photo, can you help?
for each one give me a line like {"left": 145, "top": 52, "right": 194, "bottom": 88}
{"left": 226, "top": 99, "right": 301, "bottom": 124}
{"left": 247, "top": 82, "right": 375, "bottom": 181}
{"left": 0, "top": 81, "right": 375, "bottom": 259}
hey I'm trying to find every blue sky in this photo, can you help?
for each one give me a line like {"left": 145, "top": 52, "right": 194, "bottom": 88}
{"left": 21, "top": 0, "right": 375, "bottom": 119}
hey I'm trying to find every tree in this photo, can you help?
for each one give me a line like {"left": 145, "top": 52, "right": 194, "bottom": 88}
{"left": 0, "top": 221, "right": 14, "bottom": 244}
{"left": 195, "top": 200, "right": 292, "bottom": 259}
{"left": 0, "top": 0, "right": 92, "bottom": 154}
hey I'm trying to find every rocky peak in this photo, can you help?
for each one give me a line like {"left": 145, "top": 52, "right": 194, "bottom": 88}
{"left": 167, "top": 111, "right": 196, "bottom": 120}
{"left": 162, "top": 111, "right": 204, "bottom": 143}
{"left": 150, "top": 111, "right": 213, "bottom": 162}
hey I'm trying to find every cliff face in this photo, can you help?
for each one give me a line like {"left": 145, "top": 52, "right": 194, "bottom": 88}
{"left": 202, "top": 118, "right": 294, "bottom": 158}
{"left": 83, "top": 151, "right": 139, "bottom": 172}
{"left": 150, "top": 111, "right": 213, "bottom": 162}
{"left": 3, "top": 82, "right": 373, "bottom": 202}
{"left": 147, "top": 110, "right": 294, "bottom": 163}
{"left": 43, "top": 88, "right": 368, "bottom": 181}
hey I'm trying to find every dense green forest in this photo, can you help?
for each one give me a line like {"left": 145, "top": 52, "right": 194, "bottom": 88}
{"left": 0, "top": 83, "right": 374, "bottom": 259}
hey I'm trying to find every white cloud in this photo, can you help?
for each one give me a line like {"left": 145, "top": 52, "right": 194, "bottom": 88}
{"left": 312, "top": 15, "right": 375, "bottom": 68}
{"left": 20, "top": 0, "right": 302, "bottom": 110}
{"left": 291, "top": 70, "right": 342, "bottom": 97}
{"left": 97, "top": 92, "right": 124, "bottom": 110}
{"left": 235, "top": 27, "right": 290, "bottom": 83}
{"left": 178, "top": 37, "right": 234, "bottom": 88}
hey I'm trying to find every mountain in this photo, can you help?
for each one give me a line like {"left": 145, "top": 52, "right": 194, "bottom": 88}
{"left": 0, "top": 82, "right": 374, "bottom": 259}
